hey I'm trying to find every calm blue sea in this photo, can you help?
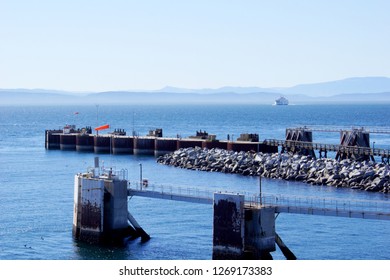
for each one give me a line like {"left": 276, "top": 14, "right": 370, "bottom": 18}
{"left": 1, "top": 104, "right": 390, "bottom": 260}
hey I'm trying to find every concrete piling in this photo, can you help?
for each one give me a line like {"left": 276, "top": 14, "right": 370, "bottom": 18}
{"left": 60, "top": 134, "right": 76, "bottom": 150}
{"left": 76, "top": 134, "right": 94, "bottom": 152}
{"left": 133, "top": 137, "right": 155, "bottom": 155}
{"left": 73, "top": 163, "right": 148, "bottom": 244}
{"left": 112, "top": 136, "right": 134, "bottom": 154}
{"left": 212, "top": 193, "right": 277, "bottom": 260}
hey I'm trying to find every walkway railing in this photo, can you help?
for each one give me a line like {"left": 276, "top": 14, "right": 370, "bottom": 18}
{"left": 263, "top": 139, "right": 390, "bottom": 157}
{"left": 246, "top": 194, "right": 390, "bottom": 220}
{"left": 128, "top": 182, "right": 390, "bottom": 221}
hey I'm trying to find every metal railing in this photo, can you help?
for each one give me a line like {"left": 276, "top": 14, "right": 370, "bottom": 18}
{"left": 263, "top": 139, "right": 390, "bottom": 157}
{"left": 246, "top": 193, "right": 390, "bottom": 214}
{"left": 128, "top": 183, "right": 390, "bottom": 220}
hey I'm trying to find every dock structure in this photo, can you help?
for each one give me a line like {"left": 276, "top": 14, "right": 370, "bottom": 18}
{"left": 72, "top": 153, "right": 390, "bottom": 259}
{"left": 266, "top": 126, "right": 390, "bottom": 162}
{"left": 264, "top": 139, "right": 390, "bottom": 162}
{"left": 46, "top": 128, "right": 278, "bottom": 155}
{"left": 47, "top": 125, "right": 390, "bottom": 163}
{"left": 284, "top": 127, "right": 315, "bottom": 157}
{"left": 126, "top": 182, "right": 390, "bottom": 259}
{"left": 73, "top": 159, "right": 150, "bottom": 244}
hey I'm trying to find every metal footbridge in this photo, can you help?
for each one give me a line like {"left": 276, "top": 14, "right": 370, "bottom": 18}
{"left": 263, "top": 139, "right": 390, "bottom": 158}
{"left": 128, "top": 183, "right": 390, "bottom": 221}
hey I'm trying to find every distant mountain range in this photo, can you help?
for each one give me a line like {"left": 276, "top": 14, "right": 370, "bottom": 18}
{"left": 1, "top": 76, "right": 390, "bottom": 105}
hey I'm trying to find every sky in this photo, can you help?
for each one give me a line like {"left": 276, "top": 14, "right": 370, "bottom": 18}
{"left": 0, "top": 0, "right": 389, "bottom": 92}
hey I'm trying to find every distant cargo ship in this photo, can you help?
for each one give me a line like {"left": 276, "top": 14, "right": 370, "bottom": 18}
{"left": 274, "top": 96, "right": 289, "bottom": 105}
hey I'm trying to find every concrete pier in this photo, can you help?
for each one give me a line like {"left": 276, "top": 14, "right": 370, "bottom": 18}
{"left": 133, "top": 137, "right": 155, "bottom": 155}
{"left": 155, "top": 138, "right": 178, "bottom": 156}
{"left": 73, "top": 163, "right": 149, "bottom": 244}
{"left": 227, "top": 141, "right": 259, "bottom": 153}
{"left": 244, "top": 207, "right": 275, "bottom": 259}
{"left": 60, "top": 134, "right": 76, "bottom": 150}
{"left": 177, "top": 139, "right": 204, "bottom": 149}
{"left": 112, "top": 136, "right": 134, "bottom": 154}
{"left": 94, "top": 136, "right": 111, "bottom": 153}
{"left": 76, "top": 134, "right": 94, "bottom": 152}
{"left": 212, "top": 193, "right": 276, "bottom": 260}
{"left": 45, "top": 130, "right": 61, "bottom": 149}
{"left": 47, "top": 125, "right": 388, "bottom": 161}
{"left": 202, "top": 140, "right": 228, "bottom": 150}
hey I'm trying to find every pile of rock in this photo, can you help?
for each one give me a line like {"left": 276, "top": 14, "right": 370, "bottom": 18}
{"left": 157, "top": 147, "right": 390, "bottom": 193}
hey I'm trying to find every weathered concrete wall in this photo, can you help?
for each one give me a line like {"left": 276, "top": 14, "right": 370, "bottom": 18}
{"left": 112, "top": 136, "right": 134, "bottom": 154}
{"left": 134, "top": 137, "right": 155, "bottom": 155}
{"left": 244, "top": 207, "right": 276, "bottom": 259}
{"left": 79, "top": 178, "right": 105, "bottom": 243}
{"left": 177, "top": 139, "right": 204, "bottom": 149}
{"left": 155, "top": 138, "right": 178, "bottom": 156}
{"left": 73, "top": 173, "right": 136, "bottom": 244}
{"left": 227, "top": 141, "right": 259, "bottom": 152}
{"left": 202, "top": 140, "right": 228, "bottom": 150}
{"left": 212, "top": 193, "right": 245, "bottom": 260}
{"left": 76, "top": 135, "right": 94, "bottom": 152}
{"left": 104, "top": 180, "right": 128, "bottom": 231}
{"left": 94, "top": 136, "right": 111, "bottom": 153}
{"left": 60, "top": 134, "right": 76, "bottom": 150}
{"left": 45, "top": 130, "right": 60, "bottom": 149}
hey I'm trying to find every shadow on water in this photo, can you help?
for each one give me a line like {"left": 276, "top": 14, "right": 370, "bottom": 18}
{"left": 73, "top": 238, "right": 139, "bottom": 260}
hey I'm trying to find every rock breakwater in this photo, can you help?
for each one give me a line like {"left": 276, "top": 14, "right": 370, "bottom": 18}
{"left": 157, "top": 147, "right": 390, "bottom": 193}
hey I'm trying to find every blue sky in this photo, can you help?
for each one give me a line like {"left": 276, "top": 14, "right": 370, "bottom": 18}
{"left": 0, "top": 0, "right": 389, "bottom": 92}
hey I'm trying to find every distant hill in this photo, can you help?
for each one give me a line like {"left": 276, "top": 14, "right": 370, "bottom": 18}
{"left": 155, "top": 77, "right": 390, "bottom": 97}
{"left": 278, "top": 77, "right": 390, "bottom": 96}
{"left": 1, "top": 76, "right": 390, "bottom": 105}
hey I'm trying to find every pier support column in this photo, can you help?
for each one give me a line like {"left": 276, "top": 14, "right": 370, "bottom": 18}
{"left": 244, "top": 207, "right": 276, "bottom": 259}
{"left": 212, "top": 193, "right": 276, "bottom": 260}
{"left": 212, "top": 193, "right": 245, "bottom": 260}
{"left": 73, "top": 169, "right": 148, "bottom": 244}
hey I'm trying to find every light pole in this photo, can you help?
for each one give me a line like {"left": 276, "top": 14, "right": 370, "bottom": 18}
{"left": 259, "top": 174, "right": 262, "bottom": 207}
{"left": 139, "top": 163, "right": 143, "bottom": 190}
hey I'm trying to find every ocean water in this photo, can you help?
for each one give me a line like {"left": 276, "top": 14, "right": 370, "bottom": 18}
{"left": 1, "top": 104, "right": 390, "bottom": 260}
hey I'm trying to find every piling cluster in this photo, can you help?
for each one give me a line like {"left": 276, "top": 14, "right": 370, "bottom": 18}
{"left": 157, "top": 147, "right": 390, "bottom": 193}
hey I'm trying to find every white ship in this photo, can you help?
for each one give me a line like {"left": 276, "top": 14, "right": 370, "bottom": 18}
{"left": 274, "top": 96, "right": 289, "bottom": 105}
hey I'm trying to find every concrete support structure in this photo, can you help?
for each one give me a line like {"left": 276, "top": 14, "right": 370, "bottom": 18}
{"left": 133, "top": 137, "right": 155, "bottom": 155}
{"left": 112, "top": 136, "right": 134, "bottom": 154}
{"left": 212, "top": 193, "right": 276, "bottom": 260}
{"left": 60, "top": 134, "right": 76, "bottom": 150}
{"left": 45, "top": 130, "right": 61, "bottom": 149}
{"left": 76, "top": 135, "right": 94, "bottom": 152}
{"left": 155, "top": 138, "right": 178, "bottom": 156}
{"left": 227, "top": 141, "right": 259, "bottom": 153}
{"left": 94, "top": 136, "right": 112, "bottom": 153}
{"left": 73, "top": 166, "right": 149, "bottom": 244}
{"left": 202, "top": 140, "right": 228, "bottom": 150}
{"left": 177, "top": 139, "right": 204, "bottom": 149}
